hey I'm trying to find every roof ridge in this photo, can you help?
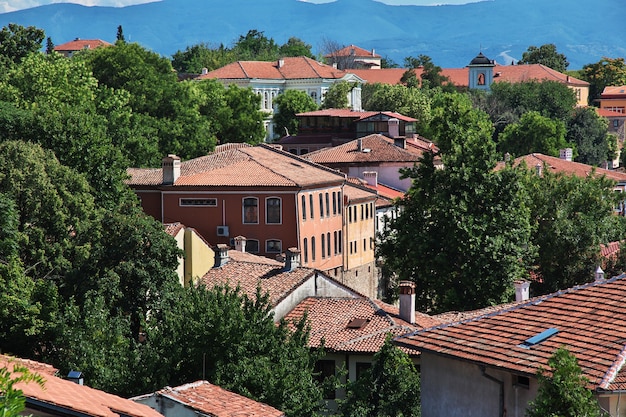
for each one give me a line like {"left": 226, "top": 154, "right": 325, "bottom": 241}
{"left": 258, "top": 143, "right": 347, "bottom": 180}
{"left": 238, "top": 61, "right": 250, "bottom": 79}
{"left": 600, "top": 344, "right": 626, "bottom": 389}
{"left": 337, "top": 326, "right": 400, "bottom": 349}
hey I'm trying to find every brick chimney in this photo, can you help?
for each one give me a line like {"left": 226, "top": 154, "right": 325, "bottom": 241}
{"left": 234, "top": 236, "right": 247, "bottom": 253}
{"left": 284, "top": 247, "right": 301, "bottom": 272}
{"left": 214, "top": 244, "right": 229, "bottom": 267}
{"left": 559, "top": 148, "right": 573, "bottom": 161}
{"left": 514, "top": 280, "right": 530, "bottom": 302}
{"left": 399, "top": 281, "right": 416, "bottom": 324}
{"left": 363, "top": 171, "right": 378, "bottom": 187}
{"left": 162, "top": 154, "right": 181, "bottom": 185}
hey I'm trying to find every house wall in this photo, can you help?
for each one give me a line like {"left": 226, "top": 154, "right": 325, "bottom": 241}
{"left": 420, "top": 352, "right": 538, "bottom": 417}
{"left": 134, "top": 396, "right": 197, "bottom": 417}
{"left": 136, "top": 190, "right": 162, "bottom": 220}
{"left": 600, "top": 97, "right": 626, "bottom": 114}
{"left": 171, "top": 228, "right": 185, "bottom": 286}
{"left": 346, "top": 164, "right": 413, "bottom": 192}
{"left": 184, "top": 228, "right": 215, "bottom": 287}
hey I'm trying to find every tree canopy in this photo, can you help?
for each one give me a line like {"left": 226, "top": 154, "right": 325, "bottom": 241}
{"left": 273, "top": 89, "right": 318, "bottom": 138}
{"left": 581, "top": 57, "right": 626, "bottom": 103}
{"left": 519, "top": 43, "right": 569, "bottom": 73}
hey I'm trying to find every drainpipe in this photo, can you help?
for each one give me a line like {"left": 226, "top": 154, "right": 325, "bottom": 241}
{"left": 480, "top": 365, "right": 505, "bottom": 417}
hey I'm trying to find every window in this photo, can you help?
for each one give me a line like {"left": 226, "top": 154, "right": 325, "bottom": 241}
{"left": 266, "top": 239, "right": 282, "bottom": 253}
{"left": 309, "top": 194, "right": 314, "bottom": 219}
{"left": 312, "top": 236, "right": 316, "bottom": 261}
{"left": 314, "top": 360, "right": 336, "bottom": 399}
{"left": 355, "top": 362, "right": 371, "bottom": 380}
{"left": 246, "top": 239, "right": 260, "bottom": 253}
{"left": 614, "top": 120, "right": 620, "bottom": 128}
{"left": 310, "top": 91, "right": 318, "bottom": 101}
{"left": 325, "top": 192, "right": 330, "bottom": 217}
{"left": 301, "top": 195, "right": 306, "bottom": 220}
{"left": 363, "top": 238, "right": 366, "bottom": 251}
{"left": 327, "top": 232, "right": 331, "bottom": 257}
{"left": 303, "top": 238, "right": 308, "bottom": 263}
{"left": 332, "top": 192, "right": 336, "bottom": 215}
{"left": 349, "top": 206, "right": 353, "bottom": 223}
{"left": 338, "top": 230, "right": 342, "bottom": 253}
{"left": 334, "top": 231, "right": 338, "bottom": 255}
{"left": 319, "top": 194, "right": 324, "bottom": 218}
{"left": 478, "top": 73, "right": 485, "bottom": 85}
{"left": 321, "top": 234, "right": 326, "bottom": 259}
{"left": 338, "top": 191, "right": 342, "bottom": 213}
{"left": 361, "top": 204, "right": 364, "bottom": 220}
{"left": 243, "top": 197, "right": 258, "bottom": 224}
{"left": 513, "top": 375, "right": 530, "bottom": 389}
{"left": 180, "top": 198, "right": 217, "bottom": 207}
{"left": 266, "top": 197, "right": 281, "bottom": 224}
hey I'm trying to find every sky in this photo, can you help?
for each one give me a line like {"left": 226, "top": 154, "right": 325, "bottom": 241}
{"left": 0, "top": 0, "right": 481, "bottom": 13}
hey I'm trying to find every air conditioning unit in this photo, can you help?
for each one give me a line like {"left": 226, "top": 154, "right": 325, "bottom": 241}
{"left": 216, "top": 225, "right": 229, "bottom": 237}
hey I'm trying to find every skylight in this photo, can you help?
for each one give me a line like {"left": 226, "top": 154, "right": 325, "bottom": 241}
{"left": 519, "top": 328, "right": 558, "bottom": 349}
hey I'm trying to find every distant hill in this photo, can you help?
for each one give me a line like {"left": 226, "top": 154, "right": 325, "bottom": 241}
{"left": 0, "top": 0, "right": 623, "bottom": 70}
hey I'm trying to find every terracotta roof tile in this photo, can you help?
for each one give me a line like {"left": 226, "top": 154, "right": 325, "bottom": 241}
{"left": 154, "top": 381, "right": 284, "bottom": 417}
{"left": 396, "top": 275, "right": 626, "bottom": 390}
{"left": 296, "top": 109, "right": 416, "bottom": 123}
{"left": 284, "top": 297, "right": 443, "bottom": 356}
{"left": 54, "top": 39, "right": 112, "bottom": 52}
{"left": 325, "top": 45, "right": 381, "bottom": 58}
{"left": 304, "top": 134, "right": 423, "bottom": 164}
{"left": 197, "top": 57, "right": 351, "bottom": 81}
{"left": 1, "top": 355, "right": 161, "bottom": 417}
{"left": 495, "top": 153, "right": 626, "bottom": 183}
{"left": 164, "top": 222, "right": 184, "bottom": 237}
{"left": 127, "top": 144, "right": 346, "bottom": 188}
{"left": 344, "top": 181, "right": 377, "bottom": 203}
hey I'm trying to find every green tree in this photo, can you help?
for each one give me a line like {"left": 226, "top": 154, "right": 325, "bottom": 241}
{"left": 45, "top": 37, "right": 54, "bottom": 55}
{"left": 362, "top": 83, "right": 432, "bottom": 132}
{"left": 498, "top": 111, "right": 572, "bottom": 157}
{"left": 0, "top": 24, "right": 45, "bottom": 66}
{"left": 404, "top": 54, "right": 451, "bottom": 90}
{"left": 116, "top": 25, "right": 125, "bottom": 42}
{"left": 519, "top": 44, "right": 569, "bottom": 73}
{"left": 272, "top": 90, "right": 318, "bottom": 137}
{"left": 171, "top": 43, "right": 236, "bottom": 73}
{"left": 379, "top": 92, "right": 534, "bottom": 312}
{"left": 526, "top": 347, "right": 603, "bottom": 417}
{"left": 567, "top": 106, "right": 613, "bottom": 166}
{"left": 581, "top": 57, "right": 626, "bottom": 104}
{"left": 339, "top": 335, "right": 421, "bottom": 417}
{"left": 321, "top": 81, "right": 355, "bottom": 109}
{"left": 380, "top": 56, "right": 399, "bottom": 68}
{"left": 219, "top": 84, "right": 266, "bottom": 144}
{"left": 278, "top": 37, "right": 313, "bottom": 58}
{"left": 0, "top": 360, "right": 45, "bottom": 417}
{"left": 233, "top": 29, "right": 279, "bottom": 61}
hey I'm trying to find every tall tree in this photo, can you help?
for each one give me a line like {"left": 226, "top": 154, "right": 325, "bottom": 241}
{"left": 278, "top": 37, "right": 313, "bottom": 58}
{"left": 567, "top": 106, "right": 614, "bottom": 166}
{"left": 171, "top": 43, "right": 236, "bottom": 73}
{"left": 379, "top": 92, "right": 535, "bottom": 312}
{"left": 116, "top": 25, "right": 125, "bottom": 42}
{"left": 219, "top": 84, "right": 266, "bottom": 144}
{"left": 0, "top": 24, "right": 45, "bottom": 66}
{"left": 526, "top": 347, "right": 602, "bottom": 417}
{"left": 403, "top": 54, "right": 452, "bottom": 90}
{"left": 45, "top": 37, "right": 54, "bottom": 55}
{"left": 321, "top": 80, "right": 354, "bottom": 109}
{"left": 339, "top": 335, "right": 421, "bottom": 417}
{"left": 361, "top": 83, "right": 432, "bottom": 132}
{"left": 498, "top": 111, "right": 572, "bottom": 158}
{"left": 581, "top": 57, "right": 626, "bottom": 104}
{"left": 273, "top": 89, "right": 318, "bottom": 137}
{"left": 519, "top": 43, "right": 569, "bottom": 72}
{"left": 233, "top": 29, "right": 279, "bottom": 61}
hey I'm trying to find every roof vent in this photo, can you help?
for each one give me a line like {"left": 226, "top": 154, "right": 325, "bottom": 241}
{"left": 519, "top": 328, "right": 558, "bottom": 349}
{"left": 347, "top": 318, "right": 369, "bottom": 329}
{"left": 67, "top": 370, "right": 84, "bottom": 385}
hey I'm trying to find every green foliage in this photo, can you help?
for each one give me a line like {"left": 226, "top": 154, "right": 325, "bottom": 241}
{"left": 519, "top": 44, "right": 569, "bottom": 72}
{"left": 147, "top": 285, "right": 325, "bottom": 417}
{"left": 526, "top": 347, "right": 603, "bottom": 417}
{"left": 0, "top": 24, "right": 44, "bottom": 66}
{"left": 0, "top": 360, "right": 45, "bottom": 417}
{"left": 278, "top": 37, "right": 314, "bottom": 58}
{"left": 339, "top": 335, "right": 421, "bottom": 417}
{"left": 116, "top": 25, "right": 125, "bottom": 42}
{"left": 171, "top": 43, "right": 236, "bottom": 73}
{"left": 581, "top": 57, "right": 626, "bottom": 103}
{"left": 404, "top": 55, "right": 452, "bottom": 90}
{"left": 361, "top": 83, "right": 432, "bottom": 133}
{"left": 380, "top": 56, "right": 399, "bottom": 68}
{"left": 219, "top": 84, "right": 266, "bottom": 144}
{"left": 321, "top": 81, "right": 355, "bottom": 109}
{"left": 379, "top": 92, "right": 534, "bottom": 312}
{"left": 233, "top": 29, "right": 279, "bottom": 61}
{"left": 567, "top": 107, "right": 612, "bottom": 166}
{"left": 273, "top": 90, "right": 318, "bottom": 137}
{"left": 498, "top": 111, "right": 572, "bottom": 158}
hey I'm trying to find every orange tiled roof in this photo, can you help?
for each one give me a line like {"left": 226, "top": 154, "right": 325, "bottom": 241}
{"left": 598, "top": 108, "right": 626, "bottom": 118}
{"left": 284, "top": 297, "right": 442, "bottom": 356}
{"left": 344, "top": 181, "right": 377, "bottom": 203}
{"left": 601, "top": 241, "right": 621, "bottom": 258}
{"left": 396, "top": 274, "right": 626, "bottom": 391}
{"left": 304, "top": 134, "right": 424, "bottom": 164}
{"left": 127, "top": 144, "right": 346, "bottom": 188}
{"left": 154, "top": 381, "right": 284, "bottom": 417}
{"left": 325, "top": 45, "right": 381, "bottom": 59}
{"left": 495, "top": 153, "right": 626, "bottom": 183}
{"left": 350, "top": 64, "right": 588, "bottom": 87}
{"left": 199, "top": 250, "right": 316, "bottom": 307}
{"left": 1, "top": 355, "right": 162, "bottom": 417}
{"left": 164, "top": 222, "right": 184, "bottom": 237}
{"left": 53, "top": 39, "right": 112, "bottom": 52}
{"left": 296, "top": 109, "right": 417, "bottom": 123}
{"left": 197, "top": 57, "right": 351, "bottom": 81}
{"left": 602, "top": 86, "right": 626, "bottom": 98}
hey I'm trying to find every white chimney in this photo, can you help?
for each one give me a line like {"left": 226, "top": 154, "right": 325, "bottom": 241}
{"left": 214, "top": 244, "right": 229, "bottom": 267}
{"left": 560, "top": 148, "right": 573, "bottom": 161}
{"left": 388, "top": 118, "right": 400, "bottom": 138}
{"left": 595, "top": 266, "right": 605, "bottom": 282}
{"left": 201, "top": 67, "right": 208, "bottom": 75}
{"left": 399, "top": 281, "right": 416, "bottom": 324}
{"left": 514, "top": 280, "right": 530, "bottom": 302}
{"left": 162, "top": 154, "right": 181, "bottom": 185}
{"left": 278, "top": 59, "right": 285, "bottom": 68}
{"left": 363, "top": 171, "right": 378, "bottom": 187}
{"left": 234, "top": 236, "right": 246, "bottom": 252}
{"left": 284, "top": 247, "right": 301, "bottom": 272}
{"left": 535, "top": 163, "right": 543, "bottom": 176}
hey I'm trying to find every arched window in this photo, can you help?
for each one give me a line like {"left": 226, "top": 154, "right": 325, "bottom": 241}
{"left": 312, "top": 236, "right": 316, "bottom": 261}
{"left": 266, "top": 197, "right": 281, "bottom": 224}
{"left": 266, "top": 239, "right": 282, "bottom": 253}
{"left": 304, "top": 238, "right": 308, "bottom": 263}
{"left": 478, "top": 73, "right": 485, "bottom": 86}
{"left": 243, "top": 197, "right": 258, "bottom": 224}
{"left": 301, "top": 195, "right": 306, "bottom": 220}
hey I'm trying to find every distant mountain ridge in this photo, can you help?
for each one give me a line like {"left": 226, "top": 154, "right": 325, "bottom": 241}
{"left": 0, "top": 0, "right": 623, "bottom": 69}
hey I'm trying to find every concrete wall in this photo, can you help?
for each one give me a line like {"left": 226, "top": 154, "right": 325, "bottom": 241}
{"left": 133, "top": 395, "right": 197, "bottom": 417}
{"left": 184, "top": 228, "right": 214, "bottom": 287}
{"left": 347, "top": 164, "right": 412, "bottom": 192}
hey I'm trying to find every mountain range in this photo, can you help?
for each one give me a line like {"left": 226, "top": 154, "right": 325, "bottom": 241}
{"left": 0, "top": 0, "right": 623, "bottom": 70}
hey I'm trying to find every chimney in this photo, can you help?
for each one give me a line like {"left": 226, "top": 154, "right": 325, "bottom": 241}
{"left": 67, "top": 370, "right": 84, "bottom": 385}
{"left": 504, "top": 152, "right": 511, "bottom": 162}
{"left": 535, "top": 163, "right": 543, "bottom": 176}
{"left": 278, "top": 58, "right": 285, "bottom": 68}
{"left": 388, "top": 118, "right": 400, "bottom": 138}
{"left": 514, "top": 280, "right": 530, "bottom": 302}
{"left": 234, "top": 236, "right": 247, "bottom": 252}
{"left": 214, "top": 244, "right": 229, "bottom": 267}
{"left": 201, "top": 67, "right": 208, "bottom": 75}
{"left": 398, "top": 281, "right": 416, "bottom": 324}
{"left": 357, "top": 138, "right": 363, "bottom": 152}
{"left": 559, "top": 148, "right": 573, "bottom": 162}
{"left": 332, "top": 62, "right": 338, "bottom": 69}
{"left": 162, "top": 154, "right": 181, "bottom": 185}
{"left": 363, "top": 171, "right": 378, "bottom": 187}
{"left": 595, "top": 266, "right": 605, "bottom": 282}
{"left": 284, "top": 247, "right": 301, "bottom": 271}
{"left": 372, "top": 48, "right": 375, "bottom": 56}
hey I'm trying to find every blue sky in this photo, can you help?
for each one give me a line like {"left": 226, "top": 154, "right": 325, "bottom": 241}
{"left": 1, "top": 0, "right": 482, "bottom": 13}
